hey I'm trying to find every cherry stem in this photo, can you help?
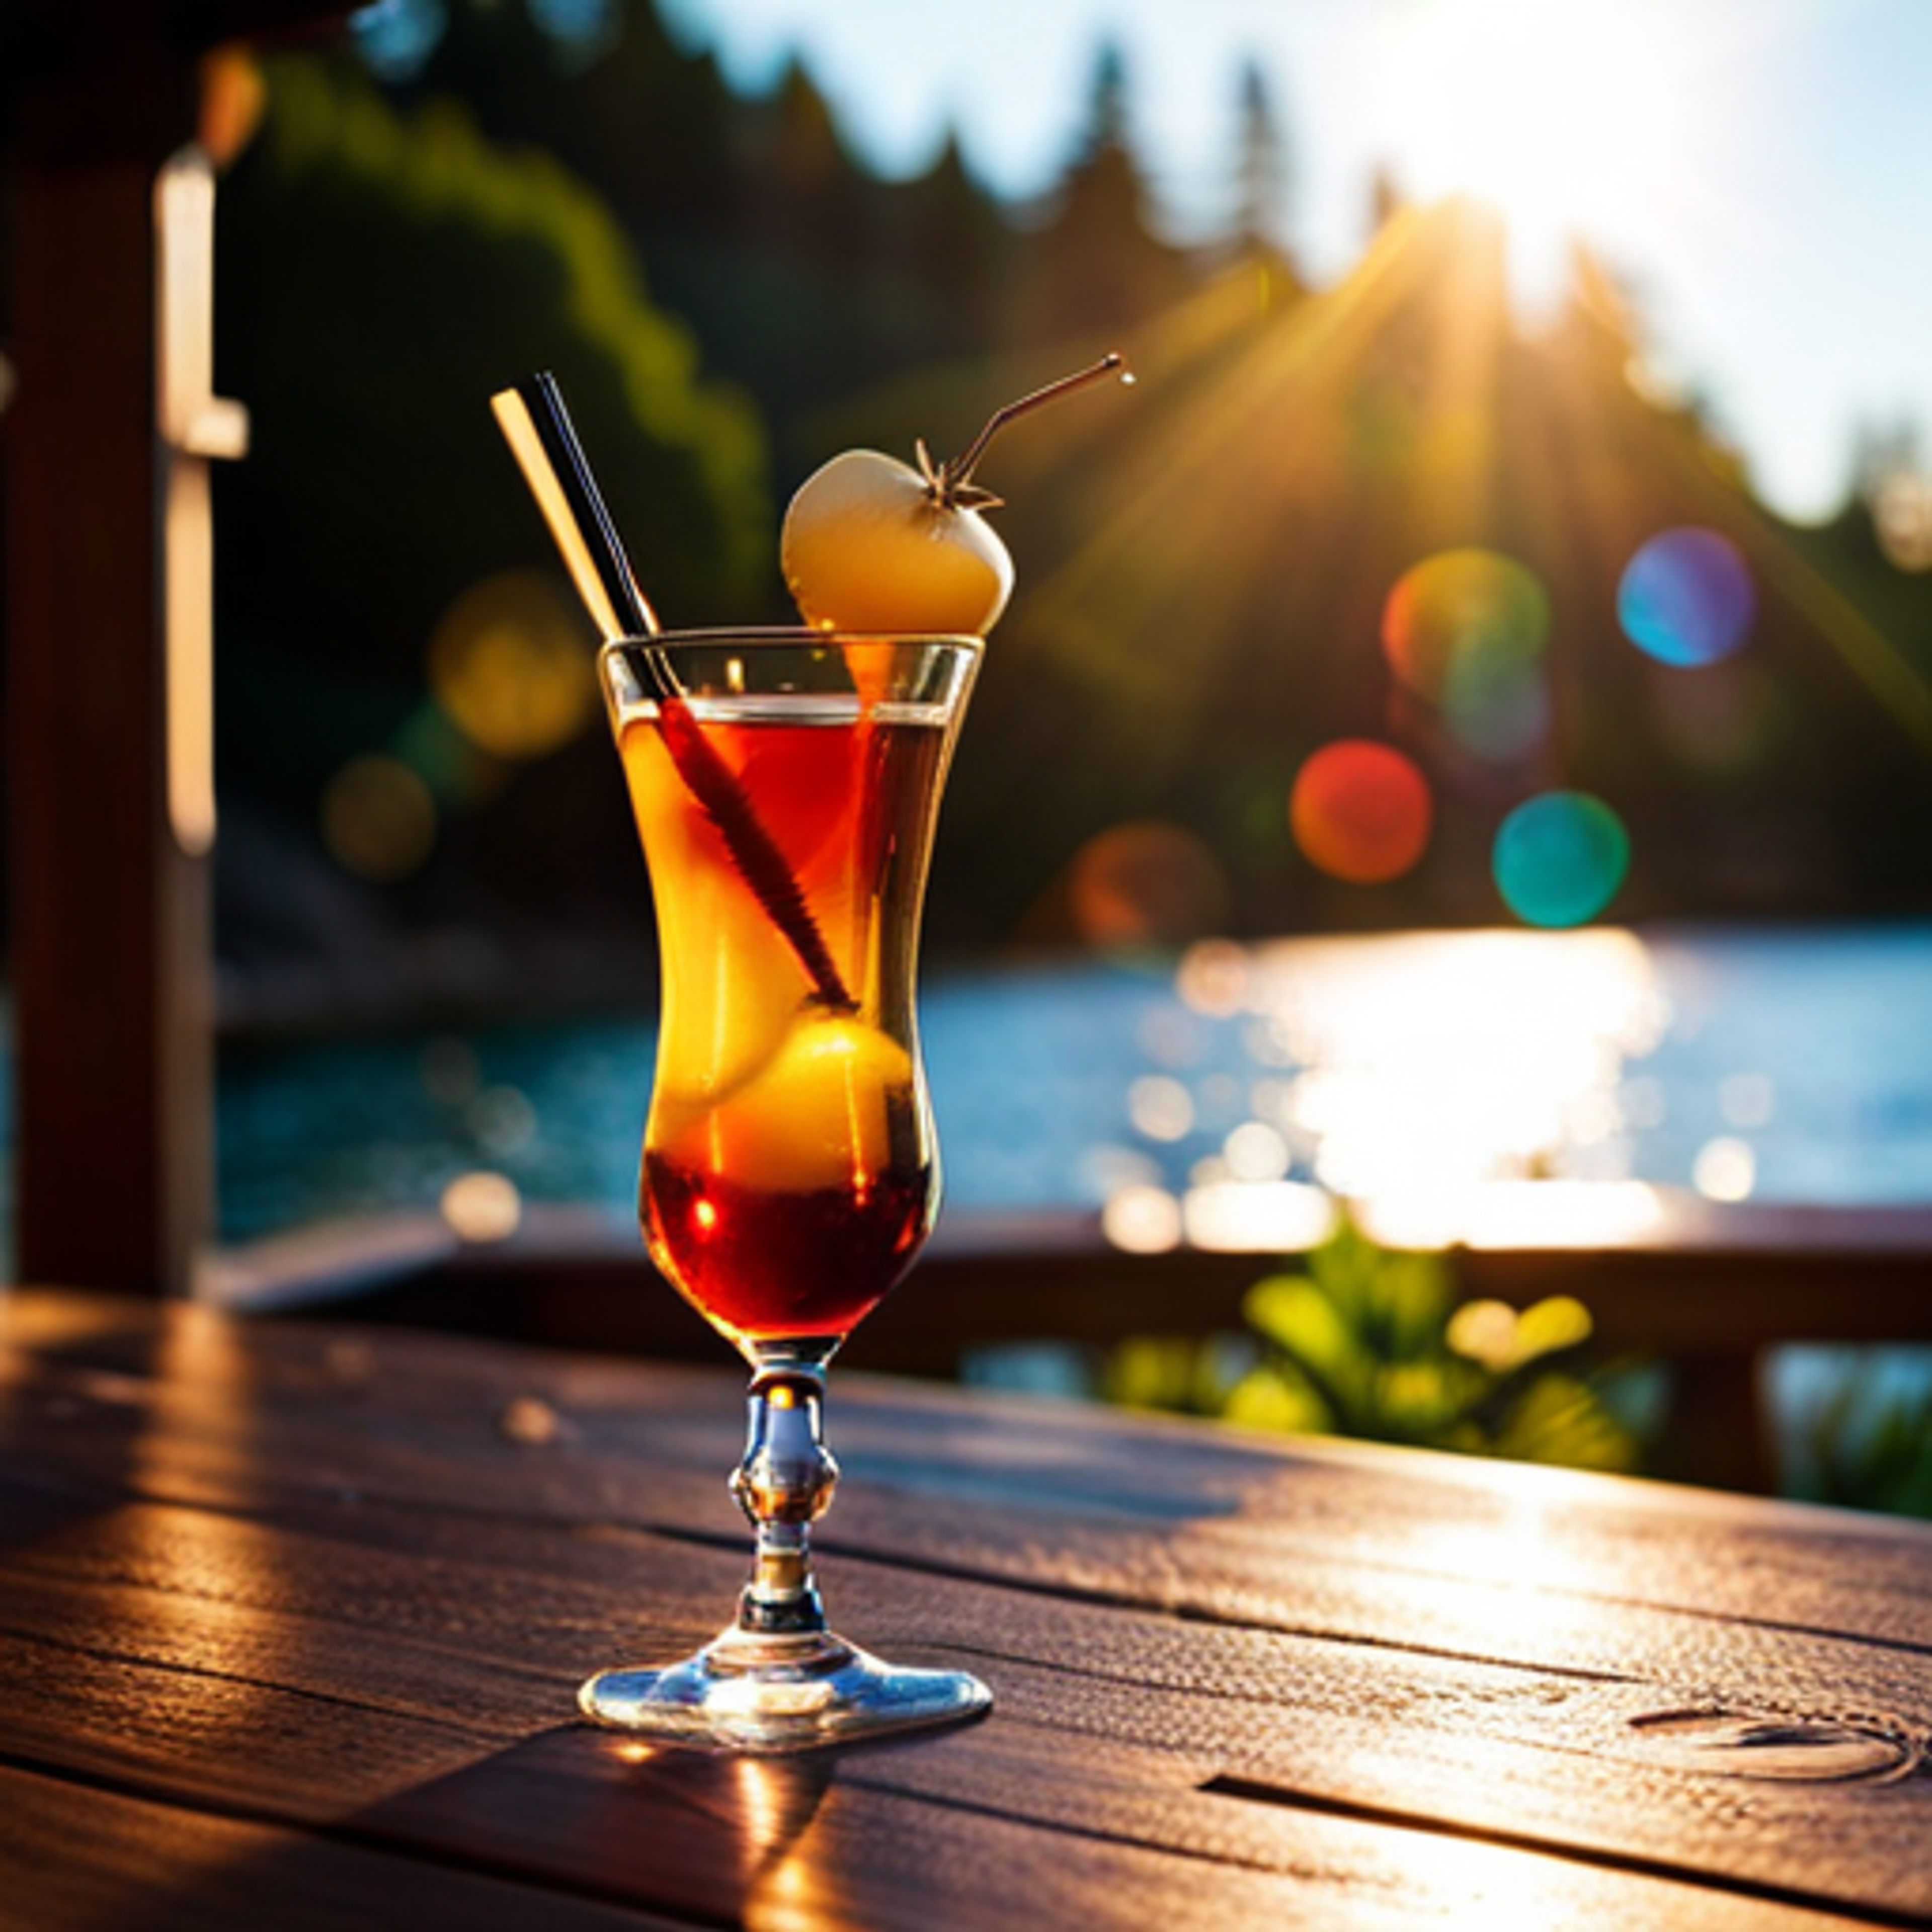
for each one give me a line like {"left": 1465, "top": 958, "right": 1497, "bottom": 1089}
{"left": 947, "top": 351, "right": 1129, "bottom": 488}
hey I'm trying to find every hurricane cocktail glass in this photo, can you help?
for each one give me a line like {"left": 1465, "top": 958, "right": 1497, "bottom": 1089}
{"left": 579, "top": 628, "right": 988, "bottom": 1752}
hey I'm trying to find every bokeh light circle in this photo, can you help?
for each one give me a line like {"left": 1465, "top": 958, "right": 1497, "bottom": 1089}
{"left": 197, "top": 44, "right": 266, "bottom": 167}
{"left": 1442, "top": 650, "right": 1551, "bottom": 760}
{"left": 1069, "top": 821, "right": 1230, "bottom": 948}
{"left": 1383, "top": 549, "right": 1548, "bottom": 697}
{"left": 1291, "top": 740, "right": 1433, "bottom": 883}
{"left": 440, "top": 1170, "right": 523, "bottom": 1243}
{"left": 1383, "top": 548, "right": 1551, "bottom": 760}
{"left": 428, "top": 569, "right": 598, "bottom": 760}
{"left": 1875, "top": 474, "right": 1932, "bottom": 572}
{"left": 1492, "top": 791, "right": 1630, "bottom": 927}
{"left": 1102, "top": 1184, "right": 1183, "bottom": 1254}
{"left": 1618, "top": 528, "right": 1755, "bottom": 666}
{"left": 321, "top": 754, "right": 436, "bottom": 880}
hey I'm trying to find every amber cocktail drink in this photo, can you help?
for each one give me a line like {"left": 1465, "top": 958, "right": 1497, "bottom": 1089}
{"left": 580, "top": 630, "right": 987, "bottom": 1751}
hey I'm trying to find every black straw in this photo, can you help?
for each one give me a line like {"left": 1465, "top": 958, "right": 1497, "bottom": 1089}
{"left": 491, "top": 372, "right": 852, "bottom": 1012}
{"left": 491, "top": 372, "right": 657, "bottom": 640}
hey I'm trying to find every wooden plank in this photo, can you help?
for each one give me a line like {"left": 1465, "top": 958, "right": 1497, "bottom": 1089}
{"left": 3, "top": 1459, "right": 1930, "bottom": 1919}
{"left": 2, "top": 1312, "right": 1928, "bottom": 1770}
{"left": 0, "top": 1761, "right": 697, "bottom": 1932}
{"left": 0, "top": 1608, "right": 1887, "bottom": 1932}
{"left": 33, "top": 1721, "right": 1870, "bottom": 1932}
{"left": 9, "top": 1464, "right": 1924, "bottom": 1751}
{"left": 6, "top": 1294, "right": 1932, "bottom": 1919}
{"left": 8, "top": 1295, "right": 1932, "bottom": 1657}
{"left": 362, "top": 1725, "right": 1884, "bottom": 1932}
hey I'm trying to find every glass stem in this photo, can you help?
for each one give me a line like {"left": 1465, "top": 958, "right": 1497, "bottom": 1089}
{"left": 730, "top": 1364, "right": 839, "bottom": 1639}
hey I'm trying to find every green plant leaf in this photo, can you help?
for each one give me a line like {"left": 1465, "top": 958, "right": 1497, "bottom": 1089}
{"left": 1492, "top": 1372, "right": 1640, "bottom": 1473}
{"left": 1223, "top": 1363, "right": 1332, "bottom": 1435}
{"left": 1374, "top": 1247, "right": 1457, "bottom": 1359}
{"left": 1244, "top": 1275, "right": 1363, "bottom": 1415}
{"left": 1512, "top": 1295, "right": 1595, "bottom": 1366}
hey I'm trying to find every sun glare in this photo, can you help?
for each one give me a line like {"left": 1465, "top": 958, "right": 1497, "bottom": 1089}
{"left": 1377, "top": 0, "right": 1679, "bottom": 307}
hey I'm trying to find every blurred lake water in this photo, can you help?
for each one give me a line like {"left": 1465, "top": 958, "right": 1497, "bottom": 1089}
{"left": 3, "top": 923, "right": 1926, "bottom": 1502}
{"left": 204, "top": 920, "right": 1932, "bottom": 1244}
{"left": 0, "top": 923, "right": 1925, "bottom": 1252}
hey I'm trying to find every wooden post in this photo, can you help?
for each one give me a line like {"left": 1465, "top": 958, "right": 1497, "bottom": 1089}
{"left": 7, "top": 62, "right": 195, "bottom": 1294}
{"left": 4, "top": 36, "right": 256, "bottom": 1294}
{"left": 4, "top": 6, "right": 357, "bottom": 1297}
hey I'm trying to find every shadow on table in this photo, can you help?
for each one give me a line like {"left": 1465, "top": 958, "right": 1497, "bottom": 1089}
{"left": 350, "top": 1725, "right": 838, "bottom": 1922}
{"left": 0, "top": 1302, "right": 177, "bottom": 1559}
{"left": 63, "top": 1727, "right": 840, "bottom": 1929}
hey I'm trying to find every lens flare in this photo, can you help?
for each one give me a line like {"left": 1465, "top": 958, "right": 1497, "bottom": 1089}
{"left": 1382, "top": 548, "right": 1550, "bottom": 758}
{"left": 1618, "top": 528, "right": 1755, "bottom": 666}
{"left": 1492, "top": 791, "right": 1629, "bottom": 927}
{"left": 1374, "top": 0, "right": 1687, "bottom": 311}
{"left": 1291, "top": 740, "right": 1433, "bottom": 883}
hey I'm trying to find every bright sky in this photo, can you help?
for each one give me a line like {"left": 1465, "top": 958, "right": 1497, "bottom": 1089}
{"left": 658, "top": 0, "right": 1932, "bottom": 523}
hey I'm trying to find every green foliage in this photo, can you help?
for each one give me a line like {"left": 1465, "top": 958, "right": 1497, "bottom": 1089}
{"left": 393, "top": 1, "right": 1193, "bottom": 484}
{"left": 1104, "top": 1221, "right": 1649, "bottom": 1474}
{"left": 1790, "top": 1365, "right": 1932, "bottom": 1520}
{"left": 216, "top": 50, "right": 769, "bottom": 728}
{"left": 1102, "top": 1332, "right": 1258, "bottom": 1418}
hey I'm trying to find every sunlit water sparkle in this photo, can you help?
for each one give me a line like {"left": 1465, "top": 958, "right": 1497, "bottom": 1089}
{"left": 180, "top": 922, "right": 1932, "bottom": 1246}
{"left": 3, "top": 927, "right": 1927, "bottom": 1261}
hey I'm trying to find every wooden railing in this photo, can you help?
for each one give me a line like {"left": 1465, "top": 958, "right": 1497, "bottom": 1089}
{"left": 198, "top": 1195, "right": 1932, "bottom": 1496}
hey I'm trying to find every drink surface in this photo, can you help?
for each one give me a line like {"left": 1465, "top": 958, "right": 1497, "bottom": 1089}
{"left": 621, "top": 696, "right": 948, "bottom": 1351}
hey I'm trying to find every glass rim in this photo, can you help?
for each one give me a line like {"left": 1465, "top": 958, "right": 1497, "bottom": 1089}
{"left": 600, "top": 627, "right": 984, "bottom": 657}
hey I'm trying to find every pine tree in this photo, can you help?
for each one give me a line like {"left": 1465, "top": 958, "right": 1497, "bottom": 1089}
{"left": 215, "top": 52, "right": 769, "bottom": 684}
{"left": 1233, "top": 58, "right": 1288, "bottom": 252}
{"left": 1010, "top": 38, "right": 1195, "bottom": 346}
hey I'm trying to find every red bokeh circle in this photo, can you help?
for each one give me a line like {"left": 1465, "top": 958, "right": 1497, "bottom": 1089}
{"left": 1291, "top": 740, "right": 1433, "bottom": 883}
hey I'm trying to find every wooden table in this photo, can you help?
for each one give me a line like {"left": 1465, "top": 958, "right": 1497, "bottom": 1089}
{"left": 3, "top": 1289, "right": 1929, "bottom": 1929}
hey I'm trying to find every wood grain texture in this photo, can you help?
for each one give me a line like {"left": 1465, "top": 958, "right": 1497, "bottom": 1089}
{"left": 2, "top": 1290, "right": 1928, "bottom": 1929}
{"left": 0, "top": 1762, "right": 699, "bottom": 1932}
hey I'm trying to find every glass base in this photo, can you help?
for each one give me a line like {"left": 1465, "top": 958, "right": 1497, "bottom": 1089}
{"left": 578, "top": 1626, "right": 992, "bottom": 1755}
